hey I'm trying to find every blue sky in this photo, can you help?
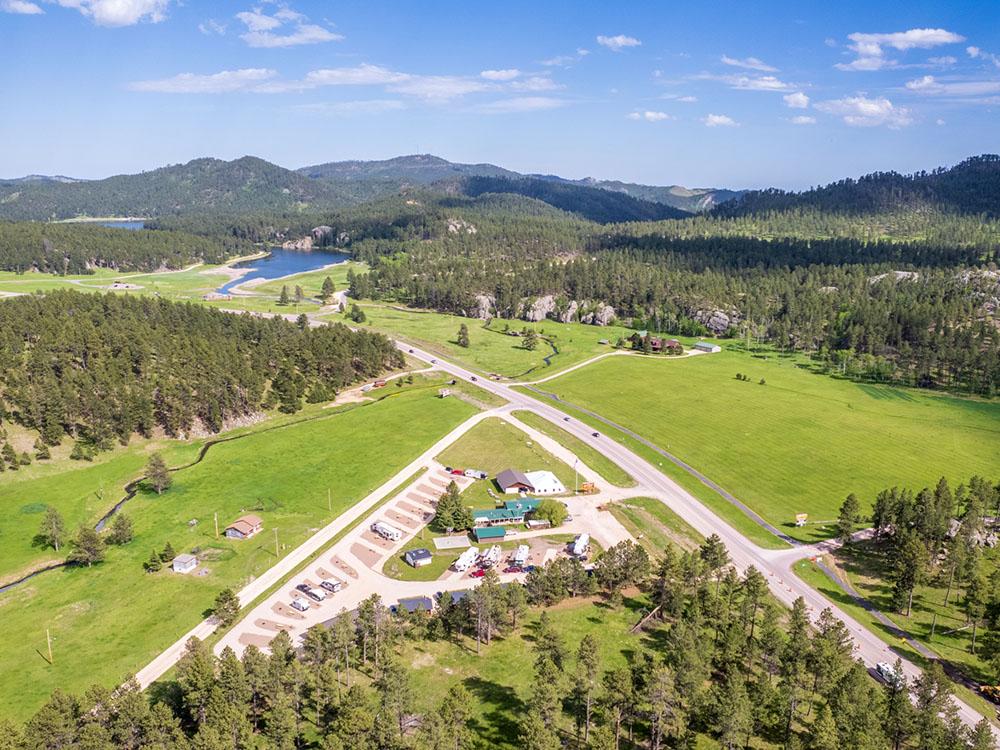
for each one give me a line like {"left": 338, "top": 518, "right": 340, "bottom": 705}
{"left": 2, "top": 0, "right": 998, "bottom": 188}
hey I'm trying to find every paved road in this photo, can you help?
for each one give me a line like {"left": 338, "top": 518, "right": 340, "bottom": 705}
{"left": 398, "top": 341, "right": 994, "bottom": 735}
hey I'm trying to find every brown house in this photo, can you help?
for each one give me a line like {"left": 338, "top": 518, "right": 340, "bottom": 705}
{"left": 225, "top": 514, "right": 264, "bottom": 540}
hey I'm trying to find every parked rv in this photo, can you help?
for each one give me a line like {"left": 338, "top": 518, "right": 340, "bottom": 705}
{"left": 320, "top": 580, "right": 343, "bottom": 594}
{"left": 513, "top": 544, "right": 530, "bottom": 567}
{"left": 571, "top": 533, "right": 590, "bottom": 558}
{"left": 296, "top": 583, "right": 326, "bottom": 602}
{"left": 480, "top": 544, "right": 502, "bottom": 568}
{"left": 372, "top": 521, "right": 404, "bottom": 542}
{"left": 454, "top": 546, "right": 480, "bottom": 572}
{"left": 464, "top": 469, "right": 488, "bottom": 480}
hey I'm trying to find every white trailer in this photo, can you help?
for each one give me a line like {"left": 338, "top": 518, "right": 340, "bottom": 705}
{"left": 372, "top": 521, "right": 403, "bottom": 542}
{"left": 513, "top": 544, "right": 530, "bottom": 566}
{"left": 454, "top": 546, "right": 480, "bottom": 572}
{"left": 464, "top": 469, "right": 488, "bottom": 480}
{"left": 571, "top": 533, "right": 590, "bottom": 557}
{"left": 480, "top": 544, "right": 501, "bottom": 568}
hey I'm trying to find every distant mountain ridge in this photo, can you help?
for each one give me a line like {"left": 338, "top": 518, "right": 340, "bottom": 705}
{"left": 715, "top": 154, "right": 1000, "bottom": 218}
{"left": 0, "top": 156, "right": 353, "bottom": 221}
{"left": 298, "top": 154, "right": 738, "bottom": 214}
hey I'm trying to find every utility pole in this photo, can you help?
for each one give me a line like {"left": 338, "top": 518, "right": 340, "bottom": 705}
{"left": 574, "top": 459, "right": 579, "bottom": 494}
{"left": 214, "top": 512, "right": 219, "bottom": 539}
{"left": 328, "top": 488, "right": 332, "bottom": 513}
{"left": 46, "top": 628, "right": 53, "bottom": 664}
{"left": 274, "top": 528, "right": 280, "bottom": 558}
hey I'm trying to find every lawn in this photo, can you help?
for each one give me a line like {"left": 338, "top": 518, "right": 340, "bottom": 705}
{"left": 511, "top": 410, "right": 635, "bottom": 488}
{"left": 436, "top": 417, "right": 581, "bottom": 508}
{"left": 345, "top": 303, "right": 649, "bottom": 381}
{"left": 609, "top": 497, "right": 705, "bottom": 555}
{"left": 0, "top": 386, "right": 478, "bottom": 723}
{"left": 538, "top": 350, "right": 1000, "bottom": 543}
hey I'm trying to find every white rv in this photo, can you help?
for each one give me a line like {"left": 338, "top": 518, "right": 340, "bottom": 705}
{"left": 372, "top": 521, "right": 403, "bottom": 542}
{"left": 513, "top": 544, "right": 530, "bottom": 566}
{"left": 454, "top": 546, "right": 480, "bottom": 572}
{"left": 480, "top": 544, "right": 501, "bottom": 568}
{"left": 571, "top": 533, "right": 590, "bottom": 557}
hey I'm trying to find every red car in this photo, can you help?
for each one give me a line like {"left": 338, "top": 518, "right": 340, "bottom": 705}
{"left": 449, "top": 468, "right": 465, "bottom": 476}
{"left": 503, "top": 565, "right": 523, "bottom": 574}
{"left": 470, "top": 569, "right": 486, "bottom": 578}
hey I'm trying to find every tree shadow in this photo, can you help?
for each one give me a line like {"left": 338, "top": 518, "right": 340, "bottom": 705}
{"left": 462, "top": 676, "right": 524, "bottom": 746}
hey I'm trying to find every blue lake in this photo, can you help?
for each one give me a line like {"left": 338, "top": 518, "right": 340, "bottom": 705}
{"left": 101, "top": 220, "right": 145, "bottom": 230}
{"left": 218, "top": 247, "right": 351, "bottom": 294}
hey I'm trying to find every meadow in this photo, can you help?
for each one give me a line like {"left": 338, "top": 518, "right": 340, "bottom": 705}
{"left": 345, "top": 303, "right": 648, "bottom": 380}
{"left": 0, "top": 385, "right": 477, "bottom": 722}
{"left": 540, "top": 349, "right": 1000, "bottom": 543}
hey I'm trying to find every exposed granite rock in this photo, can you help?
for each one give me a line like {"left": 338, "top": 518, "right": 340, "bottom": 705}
{"left": 473, "top": 294, "right": 495, "bottom": 320}
{"left": 281, "top": 236, "right": 313, "bottom": 250}
{"left": 446, "top": 218, "right": 478, "bottom": 235}
{"left": 311, "top": 225, "right": 335, "bottom": 245}
{"left": 693, "top": 308, "right": 738, "bottom": 334}
{"left": 523, "top": 294, "right": 556, "bottom": 322}
{"left": 868, "top": 270, "right": 920, "bottom": 285}
{"left": 581, "top": 303, "right": 615, "bottom": 326}
{"left": 559, "top": 300, "right": 579, "bottom": 324}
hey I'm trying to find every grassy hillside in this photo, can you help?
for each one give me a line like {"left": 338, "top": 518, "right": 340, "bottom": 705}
{"left": 541, "top": 349, "right": 1000, "bottom": 543}
{"left": 0, "top": 384, "right": 476, "bottom": 722}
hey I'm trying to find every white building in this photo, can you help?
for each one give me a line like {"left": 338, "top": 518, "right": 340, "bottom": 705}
{"left": 693, "top": 341, "right": 722, "bottom": 354}
{"left": 524, "top": 470, "right": 566, "bottom": 495}
{"left": 172, "top": 553, "right": 198, "bottom": 574}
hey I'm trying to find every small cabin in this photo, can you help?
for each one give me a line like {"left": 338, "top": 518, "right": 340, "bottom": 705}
{"left": 404, "top": 548, "right": 433, "bottom": 567}
{"left": 225, "top": 514, "right": 263, "bottom": 540}
{"left": 172, "top": 553, "right": 198, "bottom": 574}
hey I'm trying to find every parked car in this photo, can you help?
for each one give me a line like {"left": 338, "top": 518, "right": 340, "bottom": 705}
{"left": 320, "top": 580, "right": 342, "bottom": 594}
{"left": 470, "top": 569, "right": 486, "bottom": 578}
{"left": 524, "top": 565, "right": 537, "bottom": 573}
{"left": 296, "top": 583, "right": 325, "bottom": 601}
{"left": 290, "top": 598, "right": 310, "bottom": 612}
{"left": 503, "top": 565, "right": 523, "bottom": 574}
{"left": 449, "top": 468, "right": 465, "bottom": 476}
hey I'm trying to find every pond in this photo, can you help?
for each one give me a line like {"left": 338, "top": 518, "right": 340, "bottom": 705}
{"left": 217, "top": 247, "right": 351, "bottom": 294}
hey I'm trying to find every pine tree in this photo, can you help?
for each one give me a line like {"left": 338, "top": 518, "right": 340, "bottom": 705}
{"left": 107, "top": 513, "right": 133, "bottom": 545}
{"left": 160, "top": 541, "right": 177, "bottom": 562}
{"left": 572, "top": 634, "right": 601, "bottom": 743}
{"left": 144, "top": 549, "right": 162, "bottom": 572}
{"left": 808, "top": 704, "right": 839, "bottom": 750}
{"left": 278, "top": 285, "right": 290, "bottom": 305}
{"left": 320, "top": 276, "right": 335, "bottom": 302}
{"left": 38, "top": 507, "right": 66, "bottom": 552}
{"left": 67, "top": 525, "right": 105, "bottom": 567}
{"left": 213, "top": 588, "right": 241, "bottom": 627}
{"left": 456, "top": 323, "right": 470, "bottom": 348}
{"left": 145, "top": 452, "right": 172, "bottom": 495}
{"left": 837, "top": 493, "right": 861, "bottom": 544}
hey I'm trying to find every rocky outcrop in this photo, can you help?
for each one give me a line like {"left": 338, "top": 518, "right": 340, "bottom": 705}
{"left": 693, "top": 308, "right": 739, "bottom": 335}
{"left": 559, "top": 300, "right": 579, "bottom": 324}
{"left": 282, "top": 236, "right": 313, "bottom": 250}
{"left": 311, "top": 225, "right": 335, "bottom": 245}
{"left": 473, "top": 294, "right": 495, "bottom": 320}
{"left": 446, "top": 218, "right": 478, "bottom": 235}
{"left": 868, "top": 270, "right": 920, "bottom": 285}
{"left": 581, "top": 303, "right": 615, "bottom": 326}
{"left": 523, "top": 295, "right": 556, "bottom": 322}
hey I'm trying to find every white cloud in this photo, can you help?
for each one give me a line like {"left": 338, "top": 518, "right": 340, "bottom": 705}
{"left": 927, "top": 56, "right": 956, "bottom": 66}
{"left": 703, "top": 113, "right": 738, "bottom": 127}
{"left": 661, "top": 93, "right": 698, "bottom": 102}
{"left": 721, "top": 55, "right": 777, "bottom": 72}
{"left": 478, "top": 96, "right": 567, "bottom": 113}
{"left": 129, "top": 68, "right": 277, "bottom": 94}
{"left": 54, "top": 0, "right": 170, "bottom": 26}
{"left": 1, "top": 0, "right": 43, "bottom": 14}
{"left": 790, "top": 115, "right": 816, "bottom": 125}
{"left": 236, "top": 4, "right": 342, "bottom": 48}
{"left": 783, "top": 91, "right": 810, "bottom": 108}
{"left": 298, "top": 64, "right": 409, "bottom": 89}
{"left": 627, "top": 110, "right": 673, "bottom": 122}
{"left": 597, "top": 34, "right": 641, "bottom": 51}
{"left": 905, "top": 74, "right": 1000, "bottom": 97}
{"left": 814, "top": 95, "right": 912, "bottom": 128}
{"left": 720, "top": 74, "right": 793, "bottom": 91}
{"left": 836, "top": 28, "right": 964, "bottom": 71}
{"left": 967, "top": 46, "right": 1000, "bottom": 67}
{"left": 936, "top": 118, "right": 946, "bottom": 125}
{"left": 541, "top": 49, "right": 589, "bottom": 67}
{"left": 480, "top": 69, "right": 521, "bottom": 81}
{"left": 198, "top": 19, "right": 225, "bottom": 35}
{"left": 510, "top": 75, "right": 560, "bottom": 92}
{"left": 389, "top": 75, "right": 492, "bottom": 101}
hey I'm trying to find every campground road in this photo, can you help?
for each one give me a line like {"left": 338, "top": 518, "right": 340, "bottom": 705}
{"left": 397, "top": 340, "right": 994, "bottom": 736}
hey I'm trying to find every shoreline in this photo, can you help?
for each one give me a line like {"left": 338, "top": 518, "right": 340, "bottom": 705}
{"left": 224, "top": 257, "right": 353, "bottom": 296}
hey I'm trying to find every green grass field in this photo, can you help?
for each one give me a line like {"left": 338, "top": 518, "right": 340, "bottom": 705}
{"left": 609, "top": 497, "right": 704, "bottom": 555}
{"left": 539, "top": 350, "right": 1000, "bottom": 543}
{"left": 347, "top": 303, "right": 652, "bottom": 381}
{"left": 511, "top": 410, "right": 635, "bottom": 488}
{"left": 436, "top": 417, "right": 581, "bottom": 507}
{"left": 0, "top": 386, "right": 477, "bottom": 723}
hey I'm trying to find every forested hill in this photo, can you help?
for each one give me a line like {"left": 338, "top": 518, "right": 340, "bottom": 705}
{"left": 715, "top": 154, "right": 1000, "bottom": 218}
{"left": 0, "top": 220, "right": 251, "bottom": 274}
{"left": 298, "top": 153, "right": 736, "bottom": 213}
{"left": 0, "top": 156, "right": 355, "bottom": 221}
{"left": 453, "top": 175, "right": 690, "bottom": 223}
{"left": 0, "top": 291, "right": 403, "bottom": 449}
